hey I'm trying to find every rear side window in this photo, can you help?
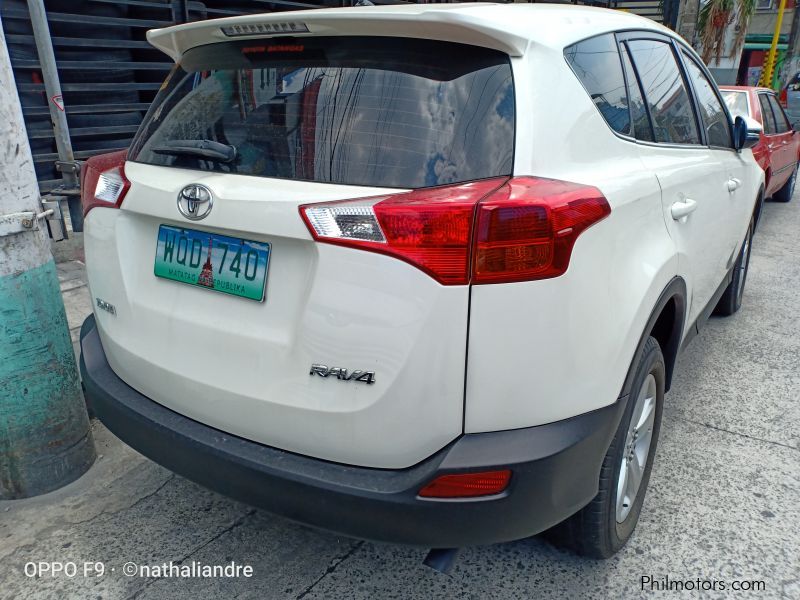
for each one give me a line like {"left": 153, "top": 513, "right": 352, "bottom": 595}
{"left": 627, "top": 39, "right": 700, "bottom": 145}
{"left": 565, "top": 34, "right": 631, "bottom": 135}
{"left": 768, "top": 94, "right": 791, "bottom": 132}
{"left": 681, "top": 51, "right": 732, "bottom": 148}
{"left": 759, "top": 94, "right": 777, "bottom": 134}
{"left": 129, "top": 37, "right": 515, "bottom": 189}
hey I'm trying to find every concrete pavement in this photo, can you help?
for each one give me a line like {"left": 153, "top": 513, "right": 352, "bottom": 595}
{"left": 1, "top": 197, "right": 798, "bottom": 599}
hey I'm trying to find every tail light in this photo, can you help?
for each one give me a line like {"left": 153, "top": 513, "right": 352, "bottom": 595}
{"left": 419, "top": 470, "right": 511, "bottom": 498}
{"left": 780, "top": 87, "right": 788, "bottom": 107}
{"left": 80, "top": 150, "right": 130, "bottom": 217}
{"left": 300, "top": 176, "right": 609, "bottom": 285}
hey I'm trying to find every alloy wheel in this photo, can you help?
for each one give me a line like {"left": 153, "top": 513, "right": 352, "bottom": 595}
{"left": 616, "top": 373, "right": 657, "bottom": 523}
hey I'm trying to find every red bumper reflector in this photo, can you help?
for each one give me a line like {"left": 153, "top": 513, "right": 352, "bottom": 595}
{"left": 418, "top": 470, "right": 511, "bottom": 498}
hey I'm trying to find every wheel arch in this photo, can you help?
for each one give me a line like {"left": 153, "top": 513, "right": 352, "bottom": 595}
{"left": 620, "top": 277, "right": 687, "bottom": 398}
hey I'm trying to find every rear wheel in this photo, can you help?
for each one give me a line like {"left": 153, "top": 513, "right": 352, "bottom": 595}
{"left": 714, "top": 217, "right": 754, "bottom": 317}
{"left": 773, "top": 165, "right": 797, "bottom": 203}
{"left": 546, "top": 337, "right": 664, "bottom": 558}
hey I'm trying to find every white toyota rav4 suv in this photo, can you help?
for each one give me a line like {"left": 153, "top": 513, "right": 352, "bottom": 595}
{"left": 79, "top": 4, "right": 763, "bottom": 558}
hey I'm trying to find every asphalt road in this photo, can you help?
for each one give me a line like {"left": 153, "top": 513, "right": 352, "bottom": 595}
{"left": 1, "top": 195, "right": 798, "bottom": 600}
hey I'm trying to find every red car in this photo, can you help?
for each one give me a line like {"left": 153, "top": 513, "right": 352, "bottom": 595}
{"left": 721, "top": 85, "right": 799, "bottom": 203}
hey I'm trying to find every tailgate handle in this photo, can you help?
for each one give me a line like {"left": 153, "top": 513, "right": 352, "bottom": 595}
{"left": 671, "top": 198, "right": 698, "bottom": 220}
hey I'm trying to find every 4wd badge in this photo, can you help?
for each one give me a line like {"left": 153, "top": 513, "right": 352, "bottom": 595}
{"left": 310, "top": 364, "right": 375, "bottom": 385}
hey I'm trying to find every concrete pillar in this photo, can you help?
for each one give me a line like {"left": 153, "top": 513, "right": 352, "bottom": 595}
{"left": 676, "top": 0, "right": 701, "bottom": 49}
{"left": 0, "top": 18, "right": 95, "bottom": 499}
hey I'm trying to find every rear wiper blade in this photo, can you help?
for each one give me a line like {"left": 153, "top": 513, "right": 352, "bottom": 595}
{"left": 152, "top": 139, "right": 237, "bottom": 163}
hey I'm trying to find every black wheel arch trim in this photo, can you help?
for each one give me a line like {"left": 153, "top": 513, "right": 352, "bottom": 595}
{"left": 754, "top": 185, "right": 765, "bottom": 231}
{"left": 620, "top": 276, "right": 687, "bottom": 399}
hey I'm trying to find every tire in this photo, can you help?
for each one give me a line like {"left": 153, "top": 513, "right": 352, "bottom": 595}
{"left": 773, "top": 165, "right": 797, "bottom": 203}
{"left": 546, "top": 337, "right": 665, "bottom": 558}
{"left": 713, "top": 217, "right": 754, "bottom": 317}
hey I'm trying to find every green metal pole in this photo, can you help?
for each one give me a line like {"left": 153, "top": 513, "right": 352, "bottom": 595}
{"left": 0, "top": 18, "right": 95, "bottom": 499}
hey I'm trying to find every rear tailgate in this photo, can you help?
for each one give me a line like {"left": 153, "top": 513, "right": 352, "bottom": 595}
{"left": 84, "top": 35, "right": 515, "bottom": 468}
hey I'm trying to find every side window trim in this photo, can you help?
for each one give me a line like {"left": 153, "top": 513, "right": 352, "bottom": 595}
{"left": 674, "top": 44, "right": 736, "bottom": 150}
{"left": 619, "top": 39, "right": 656, "bottom": 142}
{"left": 610, "top": 32, "right": 634, "bottom": 138}
{"left": 614, "top": 36, "right": 636, "bottom": 138}
{"left": 668, "top": 40, "right": 707, "bottom": 147}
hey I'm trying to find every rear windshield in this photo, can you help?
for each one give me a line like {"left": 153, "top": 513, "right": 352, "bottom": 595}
{"left": 129, "top": 37, "right": 515, "bottom": 188}
{"left": 721, "top": 91, "right": 749, "bottom": 120}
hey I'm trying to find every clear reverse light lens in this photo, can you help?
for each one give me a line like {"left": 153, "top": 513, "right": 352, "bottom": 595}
{"left": 94, "top": 168, "right": 126, "bottom": 203}
{"left": 221, "top": 22, "right": 309, "bottom": 37}
{"left": 304, "top": 205, "right": 386, "bottom": 243}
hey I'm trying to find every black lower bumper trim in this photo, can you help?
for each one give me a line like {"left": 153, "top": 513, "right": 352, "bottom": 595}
{"left": 80, "top": 314, "right": 625, "bottom": 547}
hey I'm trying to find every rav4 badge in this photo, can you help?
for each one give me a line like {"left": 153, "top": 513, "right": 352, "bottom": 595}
{"left": 309, "top": 364, "right": 375, "bottom": 385}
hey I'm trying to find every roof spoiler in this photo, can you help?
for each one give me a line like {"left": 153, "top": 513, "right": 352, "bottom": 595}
{"left": 146, "top": 6, "right": 530, "bottom": 61}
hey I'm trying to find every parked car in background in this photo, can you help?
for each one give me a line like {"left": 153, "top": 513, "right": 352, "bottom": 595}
{"left": 779, "top": 72, "right": 800, "bottom": 124}
{"left": 79, "top": 4, "right": 764, "bottom": 560}
{"left": 722, "top": 85, "right": 800, "bottom": 203}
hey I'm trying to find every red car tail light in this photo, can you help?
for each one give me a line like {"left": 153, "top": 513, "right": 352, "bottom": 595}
{"left": 81, "top": 150, "right": 130, "bottom": 217}
{"left": 780, "top": 87, "right": 788, "bottom": 107}
{"left": 299, "top": 176, "right": 610, "bottom": 285}
{"left": 418, "top": 470, "right": 511, "bottom": 498}
{"left": 473, "top": 177, "right": 610, "bottom": 284}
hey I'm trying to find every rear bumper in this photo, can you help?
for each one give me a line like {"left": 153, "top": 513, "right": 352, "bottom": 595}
{"left": 80, "top": 314, "right": 625, "bottom": 547}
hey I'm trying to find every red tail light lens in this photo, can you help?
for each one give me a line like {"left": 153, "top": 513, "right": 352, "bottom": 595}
{"left": 419, "top": 470, "right": 511, "bottom": 498}
{"left": 780, "top": 87, "right": 788, "bottom": 107}
{"left": 81, "top": 150, "right": 130, "bottom": 217}
{"left": 299, "top": 176, "right": 610, "bottom": 285}
{"left": 473, "top": 177, "right": 610, "bottom": 284}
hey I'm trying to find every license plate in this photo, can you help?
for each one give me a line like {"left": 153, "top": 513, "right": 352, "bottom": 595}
{"left": 154, "top": 225, "right": 270, "bottom": 301}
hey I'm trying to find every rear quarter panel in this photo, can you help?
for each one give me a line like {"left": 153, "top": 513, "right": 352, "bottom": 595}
{"left": 465, "top": 47, "right": 679, "bottom": 433}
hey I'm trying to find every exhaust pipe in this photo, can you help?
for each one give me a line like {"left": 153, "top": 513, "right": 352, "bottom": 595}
{"left": 423, "top": 548, "right": 460, "bottom": 574}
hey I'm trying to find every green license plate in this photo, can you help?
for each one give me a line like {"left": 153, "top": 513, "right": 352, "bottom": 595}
{"left": 154, "top": 225, "right": 270, "bottom": 301}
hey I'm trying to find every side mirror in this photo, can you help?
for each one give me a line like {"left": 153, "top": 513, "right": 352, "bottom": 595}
{"left": 733, "top": 115, "right": 762, "bottom": 151}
